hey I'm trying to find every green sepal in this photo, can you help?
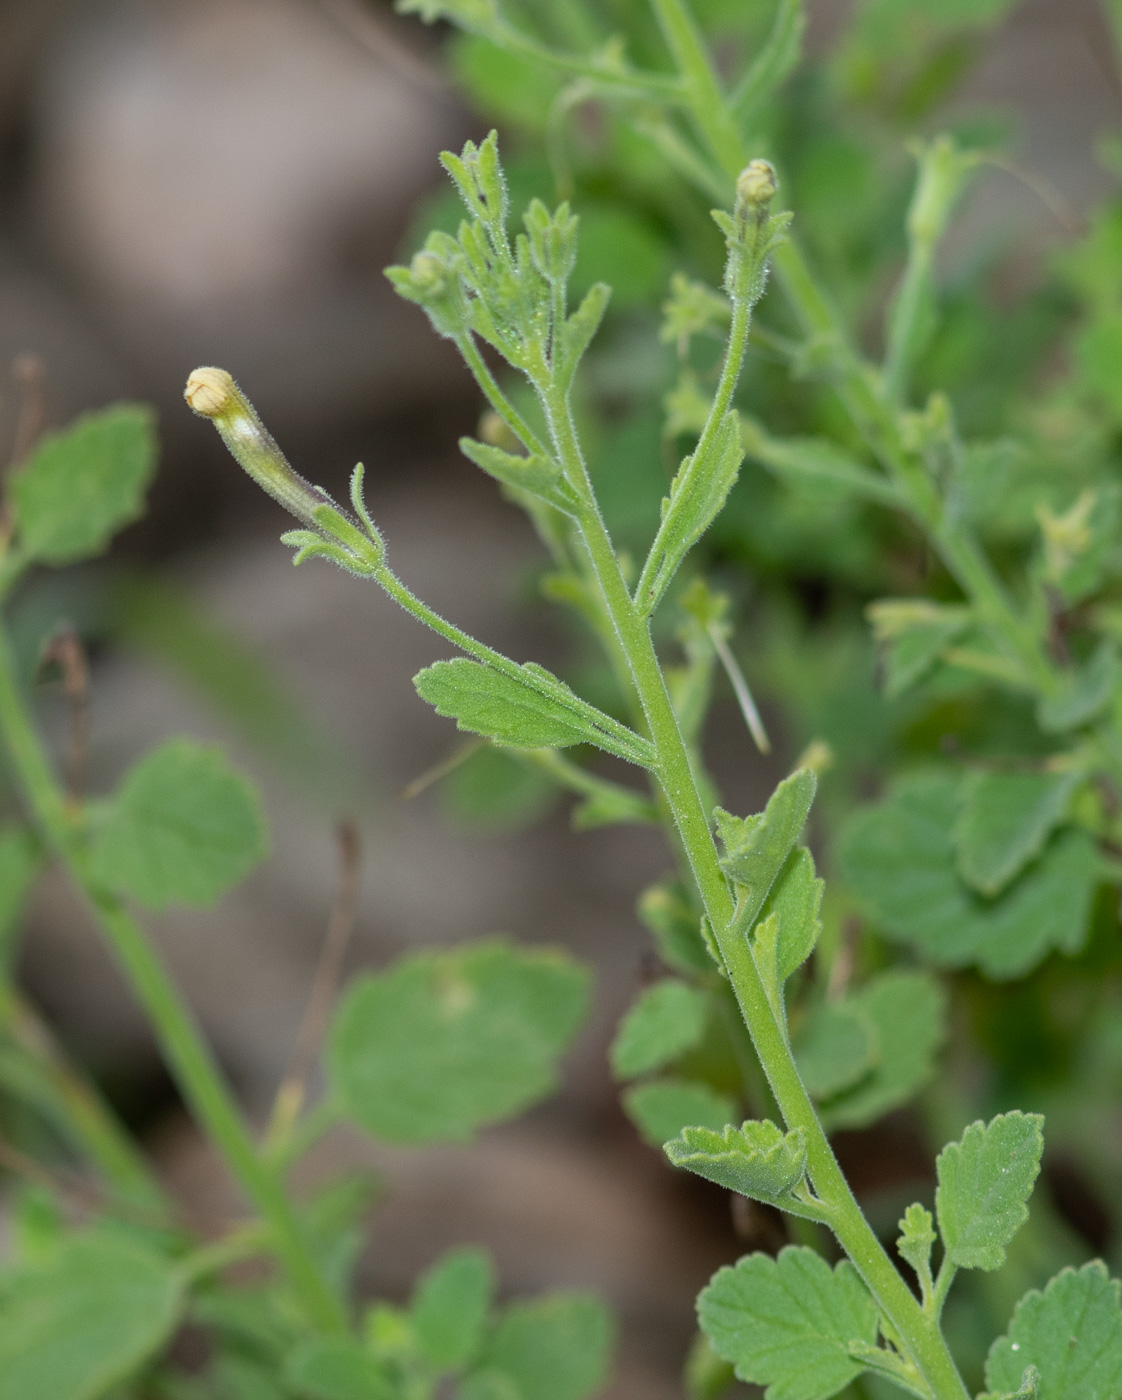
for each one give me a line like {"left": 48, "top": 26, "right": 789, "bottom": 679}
{"left": 459, "top": 438, "right": 579, "bottom": 515}
{"left": 664, "top": 1120, "right": 812, "bottom": 1211}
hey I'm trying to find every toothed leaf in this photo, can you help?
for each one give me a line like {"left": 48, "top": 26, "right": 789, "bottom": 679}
{"left": 665, "top": 1119, "right": 807, "bottom": 1203}
{"left": 936, "top": 1111, "right": 1044, "bottom": 1272}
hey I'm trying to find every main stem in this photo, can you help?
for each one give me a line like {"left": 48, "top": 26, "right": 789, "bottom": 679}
{"left": 0, "top": 622, "right": 346, "bottom": 1334}
{"left": 546, "top": 376, "right": 967, "bottom": 1396}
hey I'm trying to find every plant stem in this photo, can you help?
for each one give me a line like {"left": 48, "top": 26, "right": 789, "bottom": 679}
{"left": 548, "top": 372, "right": 967, "bottom": 1393}
{"left": 0, "top": 622, "right": 346, "bottom": 1334}
{"left": 0, "top": 981, "right": 166, "bottom": 1215}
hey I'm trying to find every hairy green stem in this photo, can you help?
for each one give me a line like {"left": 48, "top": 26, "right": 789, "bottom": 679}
{"left": 0, "top": 623, "right": 346, "bottom": 1333}
{"left": 544, "top": 360, "right": 967, "bottom": 1392}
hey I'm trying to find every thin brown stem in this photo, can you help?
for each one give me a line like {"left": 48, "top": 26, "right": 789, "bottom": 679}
{"left": 38, "top": 625, "right": 90, "bottom": 804}
{"left": 8, "top": 353, "right": 47, "bottom": 471}
{"left": 267, "top": 821, "right": 362, "bottom": 1149}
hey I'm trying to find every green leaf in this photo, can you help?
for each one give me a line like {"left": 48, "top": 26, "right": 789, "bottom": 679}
{"left": 559, "top": 283, "right": 612, "bottom": 380}
{"left": 698, "top": 1246, "right": 878, "bottom": 1400}
{"left": 664, "top": 1119, "right": 807, "bottom": 1204}
{"left": 90, "top": 739, "right": 267, "bottom": 910}
{"left": 896, "top": 1203, "right": 936, "bottom": 1283}
{"left": 413, "top": 658, "right": 652, "bottom": 766}
{"left": 10, "top": 405, "right": 157, "bottom": 564}
{"left": 396, "top": 0, "right": 497, "bottom": 37}
{"left": 301, "top": 1171, "right": 380, "bottom": 1297}
{"left": 0, "top": 1231, "right": 182, "bottom": 1400}
{"left": 819, "top": 971, "right": 945, "bottom": 1130}
{"left": 285, "top": 1338, "right": 395, "bottom": 1400}
{"left": 459, "top": 438, "right": 579, "bottom": 514}
{"left": 469, "top": 1294, "right": 614, "bottom": 1400}
{"left": 983, "top": 1367, "right": 1041, "bottom": 1400}
{"left": 1037, "top": 642, "right": 1119, "bottom": 733}
{"left": 838, "top": 773, "right": 1101, "bottom": 978}
{"left": 638, "top": 410, "right": 745, "bottom": 614}
{"left": 953, "top": 769, "right": 1080, "bottom": 896}
{"left": 866, "top": 598, "right": 971, "bottom": 698}
{"left": 411, "top": 1247, "right": 494, "bottom": 1370}
{"left": 761, "top": 846, "right": 824, "bottom": 985}
{"left": 936, "top": 1111, "right": 1044, "bottom": 1271}
{"left": 793, "top": 1000, "right": 878, "bottom": 1100}
{"left": 985, "top": 1262, "right": 1122, "bottom": 1399}
{"left": 623, "top": 1078, "right": 737, "bottom": 1148}
{"left": 637, "top": 881, "right": 715, "bottom": 975}
{"left": 329, "top": 939, "right": 589, "bottom": 1143}
{"left": 716, "top": 767, "right": 817, "bottom": 926}
{"left": 610, "top": 979, "right": 709, "bottom": 1079}
{"left": 0, "top": 825, "right": 42, "bottom": 966}
{"left": 742, "top": 422, "right": 901, "bottom": 508}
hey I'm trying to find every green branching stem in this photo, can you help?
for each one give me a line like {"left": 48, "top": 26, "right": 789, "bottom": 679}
{"left": 453, "top": 333, "right": 551, "bottom": 458}
{"left": 488, "top": 14, "right": 688, "bottom": 103}
{"left": 0, "top": 622, "right": 346, "bottom": 1335}
{"left": 638, "top": 0, "right": 1056, "bottom": 706}
{"left": 519, "top": 748, "right": 659, "bottom": 824}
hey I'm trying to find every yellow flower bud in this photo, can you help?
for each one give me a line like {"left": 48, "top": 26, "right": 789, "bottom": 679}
{"left": 736, "top": 159, "right": 778, "bottom": 209}
{"left": 184, "top": 366, "right": 235, "bottom": 419}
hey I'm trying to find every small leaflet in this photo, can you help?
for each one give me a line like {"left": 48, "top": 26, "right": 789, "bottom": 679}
{"left": 935, "top": 1111, "right": 1044, "bottom": 1272}
{"left": 11, "top": 405, "right": 157, "bottom": 565}
{"left": 952, "top": 769, "right": 1081, "bottom": 897}
{"left": 411, "top": 1247, "right": 495, "bottom": 1371}
{"left": 90, "top": 739, "right": 268, "bottom": 911}
{"left": 329, "top": 939, "right": 589, "bottom": 1144}
{"left": 609, "top": 980, "right": 709, "bottom": 1080}
{"left": 838, "top": 772, "right": 1100, "bottom": 978}
{"left": 698, "top": 1246, "right": 878, "bottom": 1400}
{"left": 664, "top": 1119, "right": 807, "bottom": 1205}
{"left": 464, "top": 1294, "right": 614, "bottom": 1400}
{"left": 623, "top": 1078, "right": 736, "bottom": 1149}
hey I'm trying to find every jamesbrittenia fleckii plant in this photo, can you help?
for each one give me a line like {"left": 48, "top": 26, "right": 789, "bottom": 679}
{"left": 183, "top": 128, "right": 1122, "bottom": 1400}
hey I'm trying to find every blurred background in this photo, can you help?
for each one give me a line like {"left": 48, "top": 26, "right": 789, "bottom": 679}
{"left": 1, "top": 1, "right": 1121, "bottom": 1394}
